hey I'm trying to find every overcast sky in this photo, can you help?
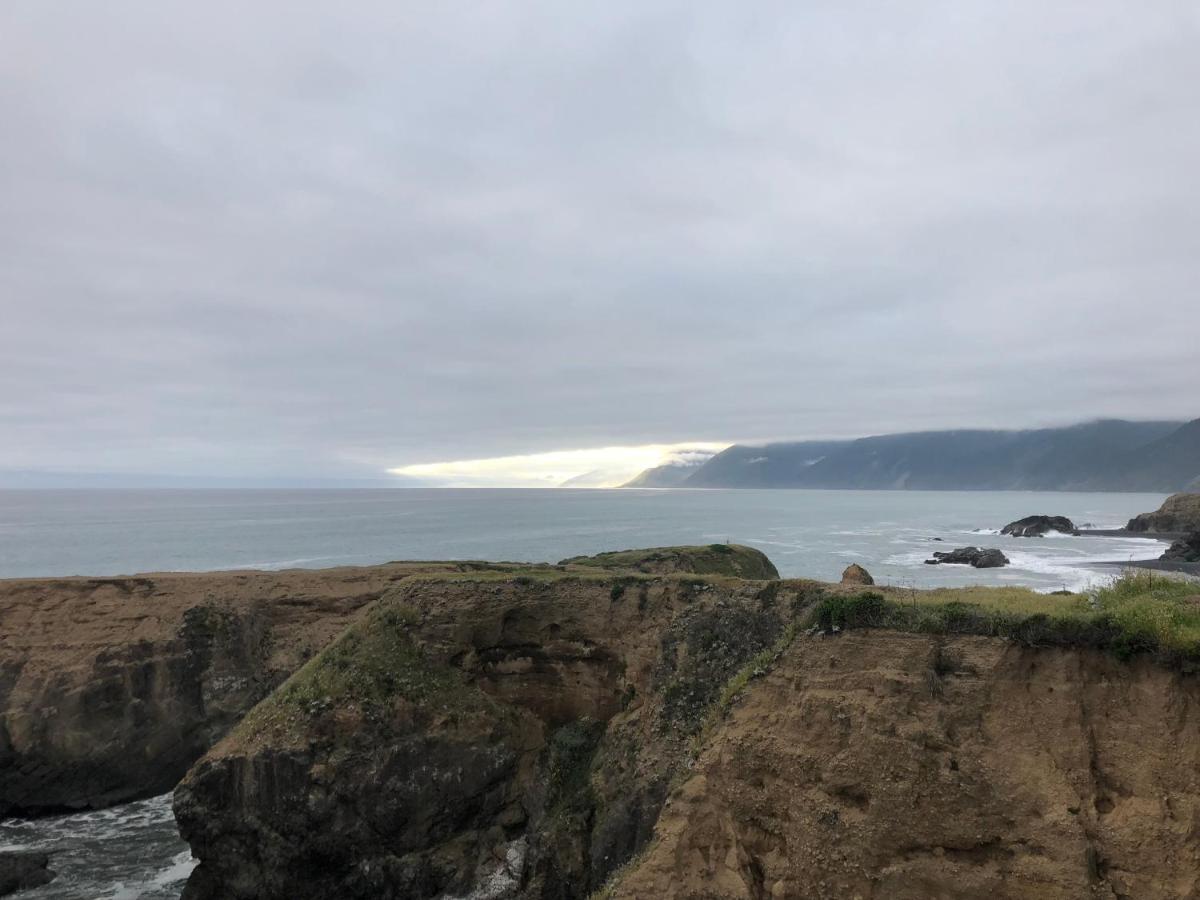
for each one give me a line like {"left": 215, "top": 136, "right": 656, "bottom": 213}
{"left": 3, "top": 2, "right": 1199, "bottom": 485}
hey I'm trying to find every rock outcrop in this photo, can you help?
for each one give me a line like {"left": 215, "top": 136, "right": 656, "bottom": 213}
{"left": 924, "top": 547, "right": 1009, "bottom": 568}
{"left": 14, "top": 546, "right": 1200, "bottom": 899}
{"left": 171, "top": 557, "right": 1200, "bottom": 900}
{"left": 175, "top": 562, "right": 807, "bottom": 899}
{"left": 558, "top": 544, "right": 779, "bottom": 579}
{"left": 1000, "top": 515, "right": 1079, "bottom": 537}
{"left": 1126, "top": 492, "right": 1200, "bottom": 533}
{"left": 608, "top": 631, "right": 1200, "bottom": 900}
{"left": 0, "top": 562, "right": 475, "bottom": 815}
{"left": 0, "top": 851, "right": 54, "bottom": 895}
{"left": 1161, "top": 532, "right": 1200, "bottom": 563}
{"left": 840, "top": 563, "right": 874, "bottom": 586}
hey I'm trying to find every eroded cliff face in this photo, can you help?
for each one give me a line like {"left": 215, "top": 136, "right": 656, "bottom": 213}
{"left": 174, "top": 570, "right": 1200, "bottom": 900}
{"left": 174, "top": 568, "right": 804, "bottom": 899}
{"left": 0, "top": 563, "right": 473, "bottom": 815}
{"left": 613, "top": 632, "right": 1200, "bottom": 900}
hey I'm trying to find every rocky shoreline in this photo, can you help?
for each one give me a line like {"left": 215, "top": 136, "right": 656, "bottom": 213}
{"left": 1094, "top": 558, "right": 1200, "bottom": 578}
{"left": 1003, "top": 494, "right": 1200, "bottom": 577}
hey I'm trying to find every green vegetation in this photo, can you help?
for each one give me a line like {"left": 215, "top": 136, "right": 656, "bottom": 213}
{"left": 1092, "top": 570, "right": 1200, "bottom": 655}
{"left": 544, "top": 719, "right": 605, "bottom": 818}
{"left": 559, "top": 545, "right": 780, "bottom": 580}
{"left": 685, "top": 620, "right": 801, "bottom": 759}
{"left": 654, "top": 602, "right": 783, "bottom": 733}
{"left": 231, "top": 598, "right": 500, "bottom": 747}
{"left": 811, "top": 571, "right": 1200, "bottom": 667}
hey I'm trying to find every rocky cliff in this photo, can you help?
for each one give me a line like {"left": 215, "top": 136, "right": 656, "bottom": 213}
{"left": 8, "top": 546, "right": 1200, "bottom": 898}
{"left": 1127, "top": 492, "right": 1200, "bottom": 533}
{"left": 0, "top": 562, "right": 478, "bottom": 815}
{"left": 611, "top": 632, "right": 1200, "bottom": 899}
{"left": 174, "top": 554, "right": 802, "bottom": 899}
{"left": 171, "top": 552, "right": 1200, "bottom": 900}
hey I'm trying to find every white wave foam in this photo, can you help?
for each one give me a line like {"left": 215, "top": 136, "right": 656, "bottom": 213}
{"left": 209, "top": 553, "right": 360, "bottom": 571}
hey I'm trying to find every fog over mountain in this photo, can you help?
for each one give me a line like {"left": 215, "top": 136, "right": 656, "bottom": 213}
{"left": 628, "top": 422, "right": 1200, "bottom": 494}
{"left": 626, "top": 419, "right": 1200, "bottom": 491}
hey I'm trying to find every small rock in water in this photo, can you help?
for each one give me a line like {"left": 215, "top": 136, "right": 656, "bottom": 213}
{"left": 924, "top": 547, "right": 1009, "bottom": 568}
{"left": 840, "top": 564, "right": 874, "bottom": 586}
{"left": 0, "top": 850, "right": 55, "bottom": 896}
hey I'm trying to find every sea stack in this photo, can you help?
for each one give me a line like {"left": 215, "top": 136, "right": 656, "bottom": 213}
{"left": 1001, "top": 515, "right": 1079, "bottom": 537}
{"left": 841, "top": 563, "right": 875, "bottom": 586}
{"left": 925, "top": 547, "right": 1009, "bottom": 568}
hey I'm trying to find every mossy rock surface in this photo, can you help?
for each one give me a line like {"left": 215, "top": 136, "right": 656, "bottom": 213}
{"left": 559, "top": 544, "right": 779, "bottom": 580}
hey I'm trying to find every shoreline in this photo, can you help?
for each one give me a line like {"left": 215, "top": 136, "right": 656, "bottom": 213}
{"left": 1093, "top": 559, "right": 1200, "bottom": 579}
{"left": 1078, "top": 528, "right": 1189, "bottom": 540}
{"left": 1076, "top": 529, "right": 1197, "bottom": 578}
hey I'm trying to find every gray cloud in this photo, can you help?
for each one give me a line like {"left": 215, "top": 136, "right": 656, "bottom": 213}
{"left": 2, "top": 1, "right": 1199, "bottom": 478}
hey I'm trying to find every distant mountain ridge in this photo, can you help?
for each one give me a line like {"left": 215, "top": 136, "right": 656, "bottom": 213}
{"left": 623, "top": 419, "right": 1200, "bottom": 491}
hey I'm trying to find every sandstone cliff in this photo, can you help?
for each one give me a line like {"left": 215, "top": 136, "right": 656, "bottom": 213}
{"left": 0, "top": 562, "right": 479, "bottom": 815}
{"left": 611, "top": 632, "right": 1200, "bottom": 899}
{"left": 175, "top": 557, "right": 801, "bottom": 899}
{"left": 8, "top": 546, "right": 1200, "bottom": 899}
{"left": 171, "top": 554, "right": 1200, "bottom": 900}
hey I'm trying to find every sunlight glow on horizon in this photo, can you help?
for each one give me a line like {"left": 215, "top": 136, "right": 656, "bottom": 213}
{"left": 388, "top": 442, "right": 727, "bottom": 488}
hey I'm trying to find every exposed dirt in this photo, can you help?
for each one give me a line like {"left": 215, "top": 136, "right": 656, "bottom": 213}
{"left": 611, "top": 630, "right": 1200, "bottom": 900}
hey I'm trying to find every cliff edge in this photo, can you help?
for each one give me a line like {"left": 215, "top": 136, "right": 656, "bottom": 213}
{"left": 173, "top": 554, "right": 1200, "bottom": 899}
{"left": 0, "top": 562, "right": 486, "bottom": 815}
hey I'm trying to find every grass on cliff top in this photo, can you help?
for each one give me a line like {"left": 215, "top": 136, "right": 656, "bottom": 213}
{"left": 818, "top": 571, "right": 1200, "bottom": 665}
{"left": 230, "top": 600, "right": 498, "bottom": 748}
{"left": 559, "top": 544, "right": 778, "bottom": 579}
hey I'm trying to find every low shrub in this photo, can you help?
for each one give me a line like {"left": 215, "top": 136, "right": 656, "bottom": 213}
{"left": 806, "top": 572, "right": 1200, "bottom": 669}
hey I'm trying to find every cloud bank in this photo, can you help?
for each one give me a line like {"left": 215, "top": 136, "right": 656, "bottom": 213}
{"left": 2, "top": 2, "right": 1198, "bottom": 482}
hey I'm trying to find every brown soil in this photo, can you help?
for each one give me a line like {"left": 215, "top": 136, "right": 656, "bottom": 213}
{"left": 611, "top": 630, "right": 1200, "bottom": 900}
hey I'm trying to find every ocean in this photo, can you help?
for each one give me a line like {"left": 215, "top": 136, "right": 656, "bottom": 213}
{"left": 0, "top": 487, "right": 1172, "bottom": 897}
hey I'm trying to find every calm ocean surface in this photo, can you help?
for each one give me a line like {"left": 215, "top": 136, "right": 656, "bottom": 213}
{"left": 0, "top": 487, "right": 1171, "bottom": 589}
{"left": 0, "top": 487, "right": 1173, "bottom": 898}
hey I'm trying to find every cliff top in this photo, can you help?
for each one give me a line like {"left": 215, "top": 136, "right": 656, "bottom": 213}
{"left": 172, "top": 553, "right": 1200, "bottom": 900}
{"left": 557, "top": 544, "right": 779, "bottom": 579}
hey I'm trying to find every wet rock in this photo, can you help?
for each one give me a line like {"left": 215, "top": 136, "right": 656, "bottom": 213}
{"left": 1161, "top": 532, "right": 1200, "bottom": 563}
{"left": 1001, "top": 516, "right": 1079, "bottom": 537}
{"left": 840, "top": 564, "right": 874, "bottom": 586}
{"left": 924, "top": 547, "right": 1009, "bottom": 568}
{"left": 0, "top": 851, "right": 55, "bottom": 895}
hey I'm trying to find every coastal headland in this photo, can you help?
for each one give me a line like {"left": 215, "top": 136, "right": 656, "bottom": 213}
{"left": 4, "top": 543, "right": 1200, "bottom": 898}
